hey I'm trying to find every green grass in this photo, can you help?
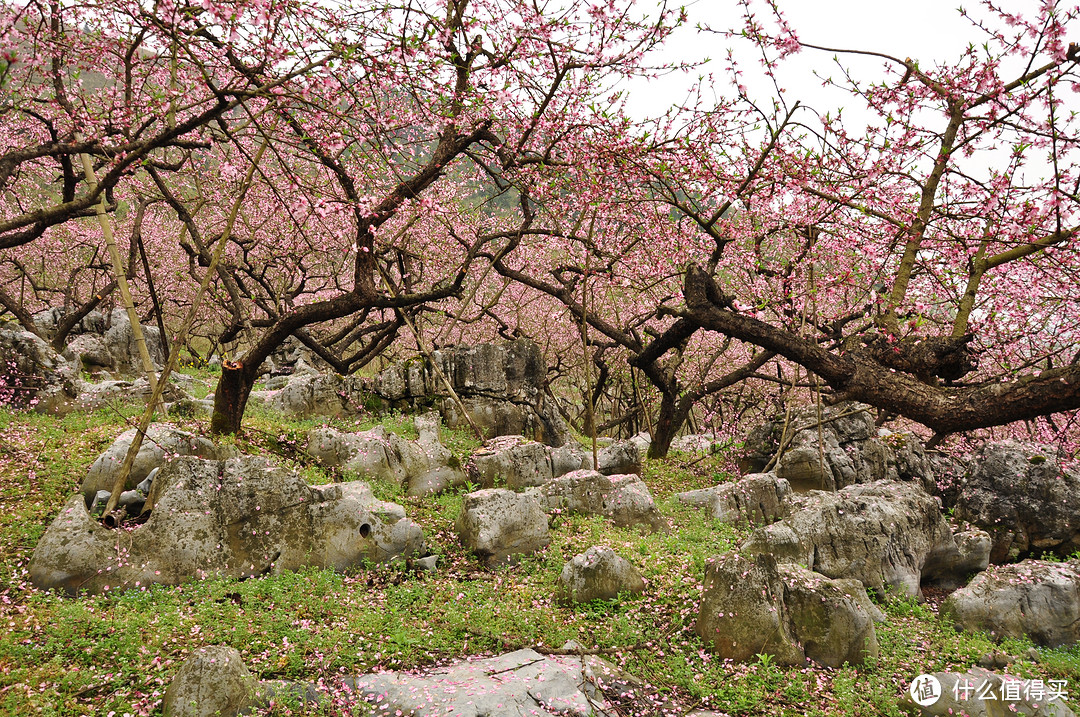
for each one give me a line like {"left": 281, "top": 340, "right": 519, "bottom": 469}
{"left": 1, "top": 395, "right": 1078, "bottom": 715}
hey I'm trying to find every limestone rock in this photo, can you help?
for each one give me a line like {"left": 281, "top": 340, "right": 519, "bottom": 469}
{"left": 952, "top": 441, "right": 1080, "bottom": 562}
{"left": 527, "top": 469, "right": 666, "bottom": 532}
{"left": 0, "top": 325, "right": 78, "bottom": 412}
{"left": 556, "top": 546, "right": 645, "bottom": 603}
{"left": 81, "top": 424, "right": 230, "bottom": 505}
{"left": 457, "top": 489, "right": 550, "bottom": 567}
{"left": 899, "top": 667, "right": 1075, "bottom": 716}
{"left": 677, "top": 473, "right": 791, "bottom": 525}
{"left": 695, "top": 552, "right": 878, "bottom": 667}
{"left": 373, "top": 339, "right": 571, "bottom": 446}
{"left": 742, "top": 481, "right": 987, "bottom": 599}
{"left": 342, "top": 649, "right": 637, "bottom": 717}
{"left": 739, "top": 402, "right": 933, "bottom": 492}
{"left": 31, "top": 456, "right": 424, "bottom": 594}
{"left": 306, "top": 413, "right": 465, "bottom": 497}
{"left": 941, "top": 560, "right": 1080, "bottom": 647}
{"left": 102, "top": 308, "right": 167, "bottom": 376}
{"left": 163, "top": 645, "right": 256, "bottom": 717}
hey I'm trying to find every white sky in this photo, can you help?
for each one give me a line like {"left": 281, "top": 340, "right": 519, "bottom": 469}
{"left": 621, "top": 0, "right": 1008, "bottom": 120}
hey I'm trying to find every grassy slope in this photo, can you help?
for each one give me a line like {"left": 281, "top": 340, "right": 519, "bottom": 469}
{"left": 1, "top": 374, "right": 1079, "bottom": 715}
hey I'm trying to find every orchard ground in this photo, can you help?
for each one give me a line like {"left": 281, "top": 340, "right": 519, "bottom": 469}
{"left": 2, "top": 367, "right": 1079, "bottom": 716}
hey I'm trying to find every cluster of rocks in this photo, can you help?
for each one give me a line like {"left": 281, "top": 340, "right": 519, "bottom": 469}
{"left": 31, "top": 452, "right": 425, "bottom": 595}
{"left": 739, "top": 402, "right": 933, "bottom": 492}
{"left": 370, "top": 339, "right": 571, "bottom": 446}
{"left": 0, "top": 316, "right": 197, "bottom": 414}
{"left": 306, "top": 412, "right": 467, "bottom": 497}
{"left": 456, "top": 469, "right": 665, "bottom": 567}
{"left": 467, "top": 434, "right": 640, "bottom": 488}
{"left": 34, "top": 307, "right": 167, "bottom": 379}
{"left": 163, "top": 644, "right": 705, "bottom": 717}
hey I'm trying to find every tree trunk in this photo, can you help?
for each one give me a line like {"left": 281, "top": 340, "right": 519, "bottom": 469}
{"left": 210, "top": 360, "right": 258, "bottom": 435}
{"left": 648, "top": 390, "right": 691, "bottom": 459}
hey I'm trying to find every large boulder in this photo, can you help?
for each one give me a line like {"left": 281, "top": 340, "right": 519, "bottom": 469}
{"left": 740, "top": 402, "right": 933, "bottom": 492}
{"left": 900, "top": 667, "right": 1074, "bottom": 716}
{"left": 373, "top": 339, "right": 571, "bottom": 446}
{"left": 342, "top": 648, "right": 647, "bottom": 717}
{"left": 0, "top": 324, "right": 78, "bottom": 412}
{"left": 951, "top": 442, "right": 1080, "bottom": 563}
{"left": 165, "top": 646, "right": 666, "bottom": 717}
{"left": 527, "top": 469, "right": 667, "bottom": 533}
{"left": 742, "top": 481, "right": 989, "bottom": 599}
{"left": 31, "top": 455, "right": 424, "bottom": 594}
{"left": 556, "top": 546, "right": 645, "bottom": 604}
{"left": 162, "top": 645, "right": 256, "bottom": 717}
{"left": 307, "top": 414, "right": 465, "bottom": 496}
{"left": 457, "top": 489, "right": 550, "bottom": 567}
{"left": 467, "top": 436, "right": 641, "bottom": 490}
{"left": 267, "top": 372, "right": 362, "bottom": 418}
{"left": 941, "top": 560, "right": 1080, "bottom": 647}
{"left": 101, "top": 308, "right": 167, "bottom": 376}
{"left": 695, "top": 552, "right": 879, "bottom": 667}
{"left": 81, "top": 423, "right": 231, "bottom": 505}
{"left": 677, "top": 473, "right": 791, "bottom": 525}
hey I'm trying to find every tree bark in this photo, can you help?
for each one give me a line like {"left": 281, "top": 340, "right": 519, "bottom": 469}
{"left": 210, "top": 359, "right": 258, "bottom": 435}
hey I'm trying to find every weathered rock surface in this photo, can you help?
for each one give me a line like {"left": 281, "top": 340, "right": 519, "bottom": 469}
{"left": 31, "top": 455, "right": 424, "bottom": 594}
{"left": 373, "top": 339, "right": 571, "bottom": 446}
{"left": 951, "top": 442, "right": 1080, "bottom": 563}
{"left": 941, "top": 560, "right": 1080, "bottom": 647}
{"left": 527, "top": 469, "right": 666, "bottom": 532}
{"left": 556, "top": 546, "right": 645, "bottom": 604}
{"left": 468, "top": 435, "right": 641, "bottom": 490}
{"left": 740, "top": 402, "right": 934, "bottom": 492}
{"left": 695, "top": 552, "right": 879, "bottom": 667}
{"left": 169, "top": 645, "right": 671, "bottom": 717}
{"left": 55, "top": 308, "right": 167, "bottom": 378}
{"left": 267, "top": 372, "right": 363, "bottom": 418}
{"left": 457, "top": 489, "right": 550, "bottom": 566}
{"left": 343, "top": 649, "right": 638, "bottom": 717}
{"left": 677, "top": 473, "right": 791, "bottom": 525}
{"left": 742, "top": 481, "right": 989, "bottom": 598}
{"left": 0, "top": 324, "right": 78, "bottom": 412}
{"left": 899, "top": 666, "right": 1075, "bottom": 716}
{"left": 81, "top": 424, "right": 231, "bottom": 505}
{"left": 307, "top": 413, "right": 466, "bottom": 496}
{"left": 162, "top": 645, "right": 256, "bottom": 717}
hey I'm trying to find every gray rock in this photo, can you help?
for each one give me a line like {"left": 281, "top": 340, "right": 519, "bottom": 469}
{"left": 306, "top": 414, "right": 465, "bottom": 497}
{"left": 0, "top": 325, "right": 79, "bottom": 412}
{"left": 31, "top": 456, "right": 424, "bottom": 594}
{"left": 268, "top": 373, "right": 359, "bottom": 418}
{"left": 695, "top": 552, "right": 879, "bottom": 667}
{"left": 527, "top": 469, "right": 666, "bottom": 533}
{"left": 74, "top": 377, "right": 190, "bottom": 412}
{"left": 740, "top": 402, "right": 933, "bottom": 492}
{"left": 343, "top": 648, "right": 633, "bottom": 717}
{"left": 556, "top": 546, "right": 645, "bottom": 603}
{"left": 591, "top": 440, "right": 642, "bottom": 476}
{"left": 63, "top": 333, "right": 113, "bottom": 372}
{"left": 102, "top": 308, "right": 166, "bottom": 376}
{"left": 457, "top": 489, "right": 550, "bottom": 567}
{"left": 941, "top": 560, "right": 1080, "bottom": 647}
{"left": 678, "top": 473, "right": 791, "bottom": 525}
{"left": 742, "top": 481, "right": 987, "bottom": 599}
{"left": 469, "top": 435, "right": 560, "bottom": 489}
{"left": 162, "top": 645, "right": 256, "bottom": 717}
{"left": 373, "top": 339, "right": 571, "bottom": 447}
{"left": 670, "top": 433, "right": 726, "bottom": 454}
{"left": 81, "top": 424, "right": 229, "bottom": 505}
{"left": 899, "top": 666, "right": 1074, "bottom": 716}
{"left": 952, "top": 442, "right": 1080, "bottom": 562}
